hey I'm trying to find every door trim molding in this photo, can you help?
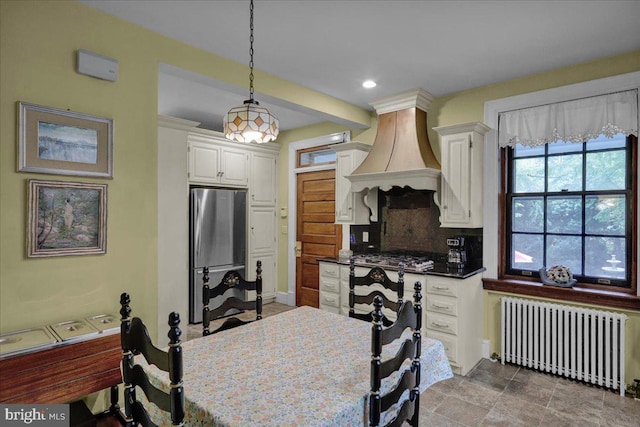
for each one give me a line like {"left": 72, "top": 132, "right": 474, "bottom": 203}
{"left": 287, "top": 132, "right": 350, "bottom": 304}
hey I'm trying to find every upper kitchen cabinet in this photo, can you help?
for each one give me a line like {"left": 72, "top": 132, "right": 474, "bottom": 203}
{"left": 433, "top": 122, "right": 490, "bottom": 228}
{"left": 188, "top": 134, "right": 249, "bottom": 187}
{"left": 334, "top": 142, "right": 373, "bottom": 224}
{"left": 249, "top": 151, "right": 277, "bottom": 206}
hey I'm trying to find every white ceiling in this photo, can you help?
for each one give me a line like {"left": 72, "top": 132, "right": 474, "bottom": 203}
{"left": 79, "top": 0, "right": 640, "bottom": 132}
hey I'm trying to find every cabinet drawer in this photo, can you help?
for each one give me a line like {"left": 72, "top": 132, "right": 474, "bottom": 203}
{"left": 340, "top": 266, "right": 350, "bottom": 278}
{"left": 319, "top": 262, "right": 340, "bottom": 279}
{"left": 426, "top": 295, "right": 458, "bottom": 316}
{"left": 426, "top": 279, "right": 458, "bottom": 298}
{"left": 425, "top": 312, "right": 458, "bottom": 336}
{"left": 320, "top": 292, "right": 340, "bottom": 308}
{"left": 320, "top": 278, "right": 340, "bottom": 293}
{"left": 427, "top": 330, "right": 459, "bottom": 365}
{"left": 320, "top": 304, "right": 340, "bottom": 314}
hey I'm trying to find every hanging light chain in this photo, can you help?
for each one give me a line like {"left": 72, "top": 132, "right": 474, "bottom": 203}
{"left": 248, "top": 0, "right": 255, "bottom": 101}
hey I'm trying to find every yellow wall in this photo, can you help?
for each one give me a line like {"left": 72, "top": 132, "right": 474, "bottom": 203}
{"left": 0, "top": 0, "right": 368, "bottom": 338}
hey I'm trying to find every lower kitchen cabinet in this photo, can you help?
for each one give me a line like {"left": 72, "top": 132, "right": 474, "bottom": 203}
{"left": 318, "top": 260, "right": 483, "bottom": 376}
{"left": 248, "top": 252, "right": 276, "bottom": 301}
{"left": 424, "top": 275, "right": 482, "bottom": 375}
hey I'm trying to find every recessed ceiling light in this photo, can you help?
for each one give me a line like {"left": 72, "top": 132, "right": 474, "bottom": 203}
{"left": 362, "top": 80, "right": 377, "bottom": 89}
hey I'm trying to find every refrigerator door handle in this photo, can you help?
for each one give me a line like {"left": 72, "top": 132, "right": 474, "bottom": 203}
{"left": 194, "top": 196, "right": 201, "bottom": 258}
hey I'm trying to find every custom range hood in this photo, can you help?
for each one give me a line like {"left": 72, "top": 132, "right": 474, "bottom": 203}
{"left": 347, "top": 89, "right": 441, "bottom": 192}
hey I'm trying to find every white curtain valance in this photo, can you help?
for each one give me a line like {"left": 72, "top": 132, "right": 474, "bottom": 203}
{"left": 498, "top": 90, "right": 638, "bottom": 147}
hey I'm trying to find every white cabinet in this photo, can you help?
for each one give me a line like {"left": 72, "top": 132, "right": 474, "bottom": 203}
{"left": 333, "top": 142, "right": 372, "bottom": 224}
{"left": 318, "top": 261, "right": 424, "bottom": 321}
{"left": 319, "top": 262, "right": 341, "bottom": 314}
{"left": 188, "top": 134, "right": 249, "bottom": 187}
{"left": 317, "top": 261, "right": 483, "bottom": 375}
{"left": 424, "top": 275, "right": 483, "bottom": 376}
{"left": 249, "top": 207, "right": 277, "bottom": 253}
{"left": 249, "top": 152, "right": 277, "bottom": 205}
{"left": 247, "top": 147, "right": 279, "bottom": 303}
{"left": 433, "top": 122, "right": 490, "bottom": 228}
{"left": 247, "top": 252, "right": 277, "bottom": 301}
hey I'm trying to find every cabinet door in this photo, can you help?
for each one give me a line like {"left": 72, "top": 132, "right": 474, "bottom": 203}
{"left": 250, "top": 152, "right": 277, "bottom": 205}
{"left": 247, "top": 252, "right": 276, "bottom": 300}
{"left": 188, "top": 141, "right": 220, "bottom": 184}
{"left": 220, "top": 147, "right": 249, "bottom": 187}
{"left": 249, "top": 206, "right": 276, "bottom": 253}
{"left": 335, "top": 151, "right": 355, "bottom": 222}
{"left": 441, "top": 134, "right": 471, "bottom": 225}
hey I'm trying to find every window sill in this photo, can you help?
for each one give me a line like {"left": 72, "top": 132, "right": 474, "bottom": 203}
{"left": 482, "top": 278, "right": 640, "bottom": 311}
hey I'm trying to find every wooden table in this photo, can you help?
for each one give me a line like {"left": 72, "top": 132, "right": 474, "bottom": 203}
{"left": 140, "top": 306, "right": 452, "bottom": 426}
{"left": 0, "top": 332, "right": 121, "bottom": 404}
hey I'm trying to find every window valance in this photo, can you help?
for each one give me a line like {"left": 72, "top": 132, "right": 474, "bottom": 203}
{"left": 498, "top": 90, "right": 638, "bottom": 147}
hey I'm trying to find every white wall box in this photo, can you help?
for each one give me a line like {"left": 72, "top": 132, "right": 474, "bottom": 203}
{"left": 333, "top": 142, "right": 373, "bottom": 224}
{"left": 433, "top": 122, "right": 490, "bottom": 228}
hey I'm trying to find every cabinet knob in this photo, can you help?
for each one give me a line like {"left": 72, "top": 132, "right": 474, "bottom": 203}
{"left": 443, "top": 205, "right": 448, "bottom": 209}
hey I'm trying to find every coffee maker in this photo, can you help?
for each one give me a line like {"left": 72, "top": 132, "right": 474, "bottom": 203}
{"left": 446, "top": 236, "right": 468, "bottom": 270}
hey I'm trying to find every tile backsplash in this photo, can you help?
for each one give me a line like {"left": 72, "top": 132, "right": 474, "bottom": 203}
{"left": 350, "top": 188, "right": 482, "bottom": 264}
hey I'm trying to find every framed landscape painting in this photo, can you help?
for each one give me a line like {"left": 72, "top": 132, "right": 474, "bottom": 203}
{"left": 27, "top": 180, "right": 108, "bottom": 257}
{"left": 18, "top": 102, "right": 113, "bottom": 178}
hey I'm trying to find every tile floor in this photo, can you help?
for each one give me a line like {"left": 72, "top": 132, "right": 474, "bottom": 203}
{"left": 186, "top": 302, "right": 640, "bottom": 427}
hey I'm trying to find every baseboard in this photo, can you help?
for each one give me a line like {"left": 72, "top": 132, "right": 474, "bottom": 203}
{"left": 276, "top": 291, "right": 295, "bottom": 306}
{"left": 482, "top": 339, "right": 491, "bottom": 359}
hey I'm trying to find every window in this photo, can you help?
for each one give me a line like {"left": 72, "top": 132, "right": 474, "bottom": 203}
{"left": 483, "top": 74, "right": 640, "bottom": 306}
{"left": 297, "top": 145, "right": 336, "bottom": 168}
{"left": 505, "top": 133, "right": 634, "bottom": 289}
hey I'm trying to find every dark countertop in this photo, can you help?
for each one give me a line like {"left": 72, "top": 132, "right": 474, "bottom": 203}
{"left": 318, "top": 257, "right": 485, "bottom": 279}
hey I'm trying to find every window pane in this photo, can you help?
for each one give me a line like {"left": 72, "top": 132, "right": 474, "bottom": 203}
{"left": 299, "top": 148, "right": 336, "bottom": 167}
{"left": 511, "top": 233, "right": 543, "bottom": 271}
{"left": 585, "top": 195, "right": 626, "bottom": 235}
{"left": 514, "top": 144, "right": 544, "bottom": 158}
{"left": 514, "top": 157, "right": 545, "bottom": 193}
{"left": 512, "top": 197, "right": 543, "bottom": 232}
{"left": 586, "top": 150, "right": 626, "bottom": 191}
{"left": 547, "top": 196, "right": 582, "bottom": 234}
{"left": 547, "top": 154, "right": 583, "bottom": 192}
{"left": 546, "top": 235, "right": 582, "bottom": 274}
{"left": 548, "top": 140, "right": 582, "bottom": 154}
{"left": 586, "top": 133, "right": 626, "bottom": 151}
{"left": 584, "top": 237, "right": 626, "bottom": 280}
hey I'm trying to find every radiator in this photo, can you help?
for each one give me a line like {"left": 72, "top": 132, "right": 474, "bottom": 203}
{"left": 501, "top": 297, "right": 627, "bottom": 395}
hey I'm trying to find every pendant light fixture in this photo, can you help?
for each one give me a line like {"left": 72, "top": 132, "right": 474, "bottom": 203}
{"left": 224, "top": 0, "right": 279, "bottom": 143}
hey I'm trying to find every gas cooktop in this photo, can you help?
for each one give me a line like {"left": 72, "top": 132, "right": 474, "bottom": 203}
{"left": 351, "top": 252, "right": 434, "bottom": 272}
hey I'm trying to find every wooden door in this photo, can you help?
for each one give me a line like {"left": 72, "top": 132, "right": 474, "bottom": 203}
{"left": 296, "top": 170, "right": 341, "bottom": 307}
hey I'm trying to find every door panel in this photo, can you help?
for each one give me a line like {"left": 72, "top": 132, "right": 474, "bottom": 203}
{"left": 296, "top": 170, "right": 341, "bottom": 308}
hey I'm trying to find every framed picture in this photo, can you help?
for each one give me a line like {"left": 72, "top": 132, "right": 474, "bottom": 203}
{"left": 27, "top": 180, "right": 108, "bottom": 257}
{"left": 18, "top": 102, "right": 113, "bottom": 178}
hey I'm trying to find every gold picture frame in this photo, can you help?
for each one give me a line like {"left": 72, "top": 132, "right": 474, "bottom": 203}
{"left": 18, "top": 102, "right": 113, "bottom": 178}
{"left": 27, "top": 179, "right": 108, "bottom": 258}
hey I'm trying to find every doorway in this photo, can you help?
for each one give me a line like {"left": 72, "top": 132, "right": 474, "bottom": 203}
{"left": 296, "top": 170, "right": 342, "bottom": 307}
{"left": 287, "top": 132, "right": 350, "bottom": 308}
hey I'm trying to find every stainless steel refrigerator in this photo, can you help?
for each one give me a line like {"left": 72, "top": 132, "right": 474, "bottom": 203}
{"left": 189, "top": 187, "right": 247, "bottom": 324}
